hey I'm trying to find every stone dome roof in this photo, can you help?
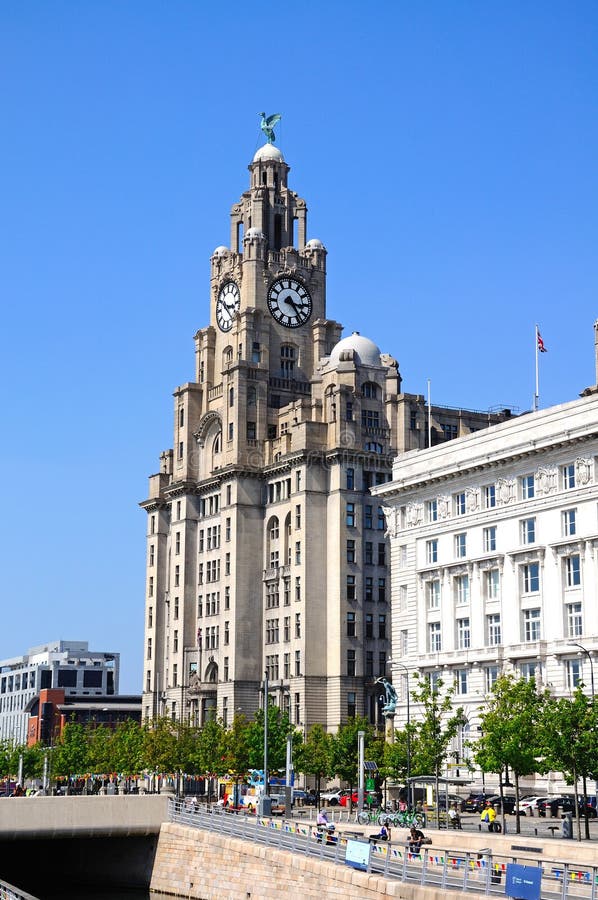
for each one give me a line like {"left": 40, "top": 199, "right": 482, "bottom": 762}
{"left": 244, "top": 227, "right": 266, "bottom": 240}
{"left": 212, "top": 246, "right": 229, "bottom": 257}
{"left": 328, "top": 332, "right": 382, "bottom": 367}
{"left": 305, "top": 238, "right": 325, "bottom": 250}
{"left": 253, "top": 144, "right": 285, "bottom": 163}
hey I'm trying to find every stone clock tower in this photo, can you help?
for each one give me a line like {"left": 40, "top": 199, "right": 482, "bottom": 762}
{"left": 141, "top": 137, "right": 512, "bottom": 733}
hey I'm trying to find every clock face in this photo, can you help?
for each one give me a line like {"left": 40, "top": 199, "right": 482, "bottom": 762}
{"left": 216, "top": 281, "right": 240, "bottom": 332}
{"left": 267, "top": 277, "right": 312, "bottom": 328}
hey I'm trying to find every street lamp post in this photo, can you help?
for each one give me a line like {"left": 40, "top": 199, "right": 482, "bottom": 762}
{"left": 388, "top": 658, "right": 411, "bottom": 809}
{"left": 572, "top": 642, "right": 595, "bottom": 698}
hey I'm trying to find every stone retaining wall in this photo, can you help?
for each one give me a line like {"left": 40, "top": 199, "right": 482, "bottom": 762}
{"left": 150, "top": 822, "right": 469, "bottom": 900}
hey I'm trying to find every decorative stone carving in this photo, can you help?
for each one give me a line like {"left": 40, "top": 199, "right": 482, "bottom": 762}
{"left": 187, "top": 672, "right": 201, "bottom": 696}
{"left": 406, "top": 502, "right": 423, "bottom": 527}
{"left": 382, "top": 505, "right": 400, "bottom": 538}
{"left": 576, "top": 457, "right": 593, "bottom": 486}
{"left": 465, "top": 487, "right": 480, "bottom": 513}
{"left": 536, "top": 465, "right": 557, "bottom": 495}
{"left": 497, "top": 478, "right": 515, "bottom": 505}
{"left": 438, "top": 496, "right": 451, "bottom": 519}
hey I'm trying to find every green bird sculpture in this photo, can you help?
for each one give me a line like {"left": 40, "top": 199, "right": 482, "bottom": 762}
{"left": 259, "top": 112, "right": 282, "bottom": 144}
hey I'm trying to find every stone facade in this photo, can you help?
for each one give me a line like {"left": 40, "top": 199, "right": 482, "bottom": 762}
{"left": 375, "top": 389, "right": 598, "bottom": 787}
{"left": 140, "top": 141, "right": 513, "bottom": 732}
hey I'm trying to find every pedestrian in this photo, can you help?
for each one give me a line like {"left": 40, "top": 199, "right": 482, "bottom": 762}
{"left": 480, "top": 801, "right": 497, "bottom": 832}
{"left": 408, "top": 825, "right": 425, "bottom": 854}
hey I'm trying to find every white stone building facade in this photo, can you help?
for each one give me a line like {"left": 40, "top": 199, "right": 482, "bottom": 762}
{"left": 375, "top": 389, "right": 598, "bottom": 781}
{"left": 0, "top": 641, "right": 120, "bottom": 745}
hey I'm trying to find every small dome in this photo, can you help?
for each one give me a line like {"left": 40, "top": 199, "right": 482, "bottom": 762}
{"left": 212, "top": 245, "right": 229, "bottom": 257}
{"left": 253, "top": 143, "right": 285, "bottom": 163}
{"left": 305, "top": 238, "right": 325, "bottom": 250}
{"left": 329, "top": 332, "right": 382, "bottom": 368}
{"left": 244, "top": 227, "right": 266, "bottom": 241}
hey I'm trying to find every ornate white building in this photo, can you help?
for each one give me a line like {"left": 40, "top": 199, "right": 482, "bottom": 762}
{"left": 140, "top": 138, "right": 512, "bottom": 733}
{"left": 376, "top": 378, "right": 598, "bottom": 777}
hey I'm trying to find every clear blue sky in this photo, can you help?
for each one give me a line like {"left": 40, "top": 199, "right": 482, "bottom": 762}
{"left": 1, "top": 2, "right": 596, "bottom": 693}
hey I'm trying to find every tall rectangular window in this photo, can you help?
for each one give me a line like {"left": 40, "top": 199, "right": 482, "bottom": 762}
{"left": 295, "top": 650, "right": 301, "bottom": 676}
{"left": 455, "top": 669, "right": 468, "bottom": 695}
{"left": 364, "top": 541, "right": 373, "bottom": 565}
{"left": 562, "top": 463, "right": 576, "bottom": 490}
{"left": 347, "top": 540, "right": 356, "bottom": 563}
{"left": 347, "top": 650, "right": 356, "bottom": 677}
{"left": 377, "top": 543, "right": 386, "bottom": 566}
{"left": 521, "top": 562, "right": 540, "bottom": 594}
{"left": 521, "top": 474, "right": 535, "bottom": 499}
{"left": 523, "top": 608, "right": 541, "bottom": 642}
{"left": 487, "top": 613, "right": 501, "bottom": 645}
{"left": 347, "top": 691, "right": 356, "bottom": 718}
{"left": 485, "top": 666, "right": 499, "bottom": 692}
{"left": 346, "top": 467, "right": 354, "bottom": 490}
{"left": 346, "top": 503, "right": 355, "bottom": 527}
{"left": 454, "top": 574, "right": 470, "bottom": 604}
{"left": 563, "top": 509, "right": 577, "bottom": 537}
{"left": 295, "top": 612, "right": 301, "bottom": 638}
{"left": 426, "top": 579, "right": 440, "bottom": 609}
{"left": 564, "top": 555, "right": 581, "bottom": 588}
{"left": 365, "top": 614, "right": 373, "bottom": 638}
{"left": 454, "top": 492, "right": 466, "bottom": 516}
{"left": 346, "top": 575, "right": 356, "bottom": 601}
{"left": 364, "top": 577, "right": 373, "bottom": 602}
{"left": 378, "top": 577, "right": 386, "bottom": 603}
{"left": 347, "top": 612, "right": 356, "bottom": 638}
{"left": 483, "top": 527, "right": 496, "bottom": 553}
{"left": 426, "top": 539, "right": 438, "bottom": 564}
{"left": 457, "top": 617, "right": 470, "bottom": 649}
{"left": 520, "top": 661, "right": 538, "bottom": 682}
{"left": 521, "top": 518, "right": 536, "bottom": 544}
{"left": 295, "top": 505, "right": 301, "bottom": 528}
{"left": 378, "top": 614, "right": 387, "bottom": 639}
{"left": 484, "top": 485, "right": 496, "bottom": 509}
{"left": 566, "top": 601, "right": 583, "bottom": 637}
{"left": 428, "top": 622, "right": 442, "bottom": 652}
{"left": 455, "top": 533, "right": 467, "bottom": 559}
{"left": 566, "top": 659, "right": 581, "bottom": 689}
{"left": 426, "top": 499, "right": 438, "bottom": 522}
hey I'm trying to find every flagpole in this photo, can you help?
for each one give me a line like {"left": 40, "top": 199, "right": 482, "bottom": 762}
{"left": 534, "top": 324, "right": 539, "bottom": 412}
{"left": 427, "top": 379, "right": 431, "bottom": 448}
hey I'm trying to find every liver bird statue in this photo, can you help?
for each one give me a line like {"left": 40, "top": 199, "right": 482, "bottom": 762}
{"left": 259, "top": 112, "right": 282, "bottom": 144}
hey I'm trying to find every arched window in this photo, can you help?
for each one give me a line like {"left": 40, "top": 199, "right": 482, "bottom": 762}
{"left": 213, "top": 433, "right": 221, "bottom": 454}
{"left": 269, "top": 517, "right": 280, "bottom": 541}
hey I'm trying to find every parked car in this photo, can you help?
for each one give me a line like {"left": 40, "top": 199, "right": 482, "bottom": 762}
{"left": 319, "top": 789, "right": 343, "bottom": 805}
{"left": 518, "top": 796, "right": 546, "bottom": 816}
{"left": 436, "top": 793, "right": 464, "bottom": 810}
{"left": 292, "top": 789, "right": 316, "bottom": 806}
{"left": 537, "top": 796, "right": 597, "bottom": 818}
{"left": 486, "top": 795, "right": 517, "bottom": 815}
{"left": 462, "top": 792, "right": 493, "bottom": 813}
{"left": 339, "top": 790, "right": 379, "bottom": 808}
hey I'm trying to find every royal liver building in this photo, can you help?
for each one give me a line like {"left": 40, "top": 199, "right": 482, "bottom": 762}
{"left": 140, "top": 129, "right": 510, "bottom": 732}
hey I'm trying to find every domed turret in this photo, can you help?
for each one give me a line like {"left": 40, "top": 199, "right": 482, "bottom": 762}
{"left": 252, "top": 144, "right": 285, "bottom": 163}
{"left": 328, "top": 332, "right": 382, "bottom": 367}
{"left": 212, "top": 245, "right": 229, "bottom": 258}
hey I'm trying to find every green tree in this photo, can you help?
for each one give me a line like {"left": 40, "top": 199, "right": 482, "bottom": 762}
{"left": 246, "top": 705, "right": 297, "bottom": 774}
{"left": 329, "top": 716, "right": 376, "bottom": 789}
{"left": 110, "top": 719, "right": 146, "bottom": 775}
{"left": 86, "top": 724, "right": 113, "bottom": 774}
{"left": 294, "top": 723, "right": 334, "bottom": 807}
{"left": 475, "top": 675, "right": 548, "bottom": 834}
{"left": 410, "top": 675, "right": 466, "bottom": 827}
{"left": 53, "top": 723, "right": 90, "bottom": 778}
{"left": 539, "top": 687, "right": 598, "bottom": 841}
{"left": 220, "top": 714, "right": 251, "bottom": 806}
{"left": 142, "top": 717, "right": 180, "bottom": 773}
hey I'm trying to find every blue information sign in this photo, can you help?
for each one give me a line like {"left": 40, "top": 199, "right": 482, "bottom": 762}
{"left": 505, "top": 863, "right": 542, "bottom": 900}
{"left": 345, "top": 839, "right": 370, "bottom": 871}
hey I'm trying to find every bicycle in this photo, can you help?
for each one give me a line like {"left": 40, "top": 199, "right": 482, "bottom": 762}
{"left": 356, "top": 808, "right": 381, "bottom": 826}
{"left": 382, "top": 808, "right": 426, "bottom": 828}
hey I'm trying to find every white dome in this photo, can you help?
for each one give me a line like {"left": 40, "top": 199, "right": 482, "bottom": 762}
{"left": 212, "top": 245, "right": 229, "bottom": 257}
{"left": 305, "top": 238, "right": 325, "bottom": 250}
{"left": 253, "top": 143, "right": 285, "bottom": 163}
{"left": 328, "top": 332, "right": 382, "bottom": 368}
{"left": 244, "top": 227, "right": 266, "bottom": 240}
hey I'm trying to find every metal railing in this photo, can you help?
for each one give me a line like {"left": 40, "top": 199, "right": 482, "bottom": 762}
{"left": 169, "top": 799, "right": 598, "bottom": 899}
{"left": 0, "top": 881, "right": 40, "bottom": 900}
